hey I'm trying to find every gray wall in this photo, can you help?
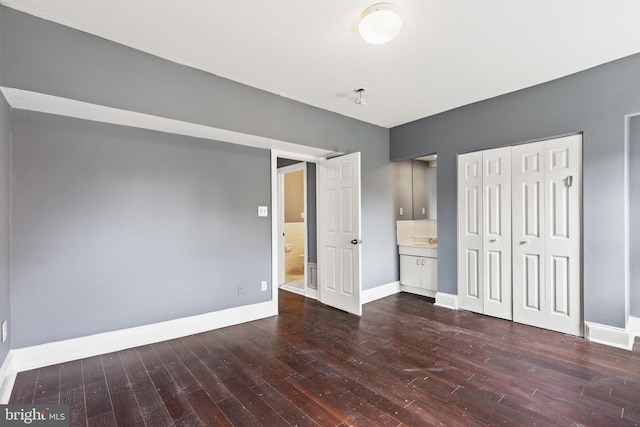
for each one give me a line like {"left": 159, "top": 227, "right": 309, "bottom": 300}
{"left": 391, "top": 52, "right": 640, "bottom": 328}
{"left": 0, "top": 8, "right": 393, "bottom": 292}
{"left": 0, "top": 95, "right": 10, "bottom": 363}
{"left": 0, "top": 6, "right": 395, "bottom": 347}
{"left": 630, "top": 116, "right": 640, "bottom": 318}
{"left": 394, "top": 160, "right": 412, "bottom": 221}
{"left": 307, "top": 163, "right": 317, "bottom": 264}
{"left": 11, "top": 111, "right": 271, "bottom": 347}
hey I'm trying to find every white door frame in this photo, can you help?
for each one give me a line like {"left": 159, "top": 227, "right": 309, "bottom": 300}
{"left": 277, "top": 162, "right": 307, "bottom": 288}
{"left": 271, "top": 150, "right": 327, "bottom": 308}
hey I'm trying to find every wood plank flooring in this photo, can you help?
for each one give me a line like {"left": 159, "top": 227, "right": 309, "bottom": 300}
{"left": 9, "top": 290, "right": 640, "bottom": 426}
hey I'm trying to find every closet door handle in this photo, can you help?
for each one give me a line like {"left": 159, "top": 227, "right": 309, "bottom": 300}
{"left": 566, "top": 175, "right": 573, "bottom": 188}
{"left": 520, "top": 239, "right": 530, "bottom": 245}
{"left": 490, "top": 238, "right": 499, "bottom": 243}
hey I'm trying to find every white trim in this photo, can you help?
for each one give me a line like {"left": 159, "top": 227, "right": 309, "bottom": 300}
{"left": 279, "top": 284, "right": 305, "bottom": 296}
{"left": 8, "top": 300, "right": 277, "bottom": 374}
{"left": 400, "top": 285, "right": 436, "bottom": 299}
{"left": 434, "top": 292, "right": 459, "bottom": 310}
{"left": 0, "top": 352, "right": 16, "bottom": 404}
{"left": 624, "top": 114, "right": 634, "bottom": 322}
{"left": 304, "top": 288, "right": 319, "bottom": 300}
{"left": 627, "top": 316, "right": 640, "bottom": 340}
{"left": 584, "top": 321, "right": 633, "bottom": 351}
{"left": 362, "top": 281, "right": 400, "bottom": 304}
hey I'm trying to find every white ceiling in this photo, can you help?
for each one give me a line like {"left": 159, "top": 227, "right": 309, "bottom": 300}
{"left": 3, "top": 0, "right": 640, "bottom": 128}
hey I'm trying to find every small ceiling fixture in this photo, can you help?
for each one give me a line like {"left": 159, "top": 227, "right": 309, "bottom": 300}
{"left": 358, "top": 3, "right": 402, "bottom": 45}
{"left": 354, "top": 88, "right": 366, "bottom": 105}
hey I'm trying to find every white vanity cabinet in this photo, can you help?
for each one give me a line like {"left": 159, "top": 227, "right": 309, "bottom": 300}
{"left": 399, "top": 245, "right": 437, "bottom": 297}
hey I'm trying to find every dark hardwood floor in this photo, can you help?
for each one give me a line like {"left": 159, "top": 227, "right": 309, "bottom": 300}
{"left": 9, "top": 290, "right": 640, "bottom": 426}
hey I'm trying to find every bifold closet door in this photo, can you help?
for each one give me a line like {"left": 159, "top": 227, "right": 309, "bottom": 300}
{"left": 458, "top": 147, "right": 512, "bottom": 320}
{"left": 458, "top": 151, "right": 484, "bottom": 314}
{"left": 512, "top": 135, "right": 582, "bottom": 335}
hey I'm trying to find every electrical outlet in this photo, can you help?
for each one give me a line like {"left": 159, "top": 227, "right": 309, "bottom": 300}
{"left": 261, "top": 281, "right": 268, "bottom": 291}
{"left": 1, "top": 320, "right": 7, "bottom": 343}
{"left": 237, "top": 284, "right": 245, "bottom": 294}
{"left": 422, "top": 207, "right": 426, "bottom": 215}
{"left": 399, "top": 207, "right": 404, "bottom": 216}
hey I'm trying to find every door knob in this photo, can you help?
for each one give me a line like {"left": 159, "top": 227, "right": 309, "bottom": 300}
{"left": 350, "top": 239, "right": 362, "bottom": 245}
{"left": 490, "top": 238, "right": 499, "bottom": 243}
{"left": 520, "top": 239, "right": 530, "bottom": 245}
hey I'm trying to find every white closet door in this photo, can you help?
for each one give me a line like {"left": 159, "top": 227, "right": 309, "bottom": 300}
{"left": 512, "top": 140, "right": 547, "bottom": 327}
{"left": 543, "top": 135, "right": 582, "bottom": 335}
{"left": 513, "top": 135, "right": 582, "bottom": 335}
{"left": 458, "top": 151, "right": 484, "bottom": 313}
{"left": 482, "top": 147, "right": 512, "bottom": 320}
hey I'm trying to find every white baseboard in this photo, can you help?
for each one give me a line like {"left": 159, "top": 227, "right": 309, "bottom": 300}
{"left": 0, "top": 352, "right": 16, "bottom": 404}
{"left": 585, "top": 321, "right": 633, "bottom": 351}
{"left": 279, "top": 283, "right": 305, "bottom": 296}
{"left": 434, "top": 292, "right": 458, "bottom": 310}
{"left": 400, "top": 285, "right": 436, "bottom": 298}
{"left": 627, "top": 316, "right": 640, "bottom": 340}
{"left": 7, "top": 300, "right": 277, "bottom": 375}
{"left": 304, "top": 288, "right": 318, "bottom": 300}
{"left": 362, "top": 281, "right": 400, "bottom": 304}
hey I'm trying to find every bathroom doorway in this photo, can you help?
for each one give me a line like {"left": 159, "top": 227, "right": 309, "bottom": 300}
{"left": 277, "top": 159, "right": 318, "bottom": 297}
{"left": 272, "top": 150, "right": 361, "bottom": 313}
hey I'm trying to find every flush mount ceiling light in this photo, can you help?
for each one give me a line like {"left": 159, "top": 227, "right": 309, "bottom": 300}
{"left": 358, "top": 3, "right": 402, "bottom": 45}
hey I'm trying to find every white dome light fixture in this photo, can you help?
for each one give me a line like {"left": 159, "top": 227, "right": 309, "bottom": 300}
{"left": 358, "top": 3, "right": 402, "bottom": 45}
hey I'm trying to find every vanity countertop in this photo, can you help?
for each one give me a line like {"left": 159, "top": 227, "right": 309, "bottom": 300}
{"left": 398, "top": 243, "right": 437, "bottom": 257}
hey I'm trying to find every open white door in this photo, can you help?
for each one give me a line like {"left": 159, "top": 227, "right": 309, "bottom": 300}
{"left": 318, "top": 152, "right": 362, "bottom": 315}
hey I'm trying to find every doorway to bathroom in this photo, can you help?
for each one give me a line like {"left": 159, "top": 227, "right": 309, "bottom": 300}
{"left": 277, "top": 159, "right": 318, "bottom": 297}
{"left": 272, "top": 150, "right": 362, "bottom": 315}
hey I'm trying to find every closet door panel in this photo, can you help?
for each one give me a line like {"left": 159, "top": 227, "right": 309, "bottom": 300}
{"left": 550, "top": 255, "right": 570, "bottom": 315}
{"left": 465, "top": 249, "right": 481, "bottom": 298}
{"left": 544, "top": 135, "right": 582, "bottom": 335}
{"left": 458, "top": 135, "right": 582, "bottom": 336}
{"left": 482, "top": 147, "right": 512, "bottom": 320}
{"left": 458, "top": 152, "right": 484, "bottom": 313}
{"left": 524, "top": 253, "right": 542, "bottom": 310}
{"left": 513, "top": 135, "right": 582, "bottom": 335}
{"left": 513, "top": 141, "right": 547, "bottom": 326}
